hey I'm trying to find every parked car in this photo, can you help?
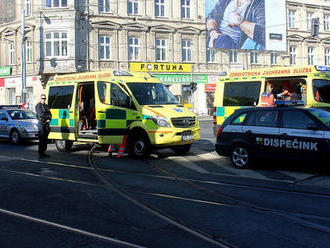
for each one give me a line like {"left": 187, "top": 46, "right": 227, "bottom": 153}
{"left": 0, "top": 105, "right": 39, "bottom": 144}
{"left": 215, "top": 106, "right": 330, "bottom": 168}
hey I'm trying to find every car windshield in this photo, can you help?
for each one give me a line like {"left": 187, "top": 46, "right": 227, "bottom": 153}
{"left": 8, "top": 110, "right": 36, "bottom": 120}
{"left": 307, "top": 108, "right": 330, "bottom": 128}
{"left": 313, "top": 79, "right": 330, "bottom": 103}
{"left": 127, "top": 83, "right": 179, "bottom": 105}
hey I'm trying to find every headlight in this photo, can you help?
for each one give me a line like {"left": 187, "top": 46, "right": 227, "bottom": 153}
{"left": 151, "top": 116, "right": 171, "bottom": 128}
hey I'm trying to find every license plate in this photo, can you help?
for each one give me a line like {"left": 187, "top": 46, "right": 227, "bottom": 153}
{"left": 182, "top": 135, "right": 194, "bottom": 141}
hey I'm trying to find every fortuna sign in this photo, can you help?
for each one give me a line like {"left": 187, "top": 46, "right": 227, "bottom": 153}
{"left": 256, "top": 137, "right": 318, "bottom": 151}
{"left": 130, "top": 63, "right": 192, "bottom": 73}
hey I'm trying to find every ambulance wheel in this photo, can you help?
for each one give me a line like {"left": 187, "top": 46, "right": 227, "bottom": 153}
{"left": 55, "top": 140, "right": 73, "bottom": 152}
{"left": 230, "top": 144, "right": 251, "bottom": 169}
{"left": 129, "top": 133, "right": 151, "bottom": 158}
{"left": 172, "top": 144, "right": 191, "bottom": 155}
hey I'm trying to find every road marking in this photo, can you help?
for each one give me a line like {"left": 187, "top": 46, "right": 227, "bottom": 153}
{"left": 0, "top": 155, "right": 13, "bottom": 161}
{"left": 0, "top": 208, "right": 146, "bottom": 248}
{"left": 164, "top": 156, "right": 210, "bottom": 174}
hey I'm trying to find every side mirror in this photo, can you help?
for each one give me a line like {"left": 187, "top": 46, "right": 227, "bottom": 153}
{"left": 306, "top": 123, "right": 319, "bottom": 131}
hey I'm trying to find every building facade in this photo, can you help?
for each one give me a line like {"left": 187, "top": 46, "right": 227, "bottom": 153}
{"left": 0, "top": 0, "right": 329, "bottom": 115}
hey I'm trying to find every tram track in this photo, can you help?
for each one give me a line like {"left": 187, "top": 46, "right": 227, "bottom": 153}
{"left": 144, "top": 157, "right": 330, "bottom": 235}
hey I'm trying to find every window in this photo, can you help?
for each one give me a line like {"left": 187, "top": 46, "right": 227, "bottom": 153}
{"left": 229, "top": 50, "right": 238, "bottom": 63}
{"left": 307, "top": 12, "right": 313, "bottom": 30}
{"left": 111, "top": 84, "right": 131, "bottom": 109}
{"left": 156, "top": 38, "right": 167, "bottom": 61}
{"left": 26, "top": 39, "right": 32, "bottom": 63}
{"left": 232, "top": 113, "right": 247, "bottom": 125}
{"left": 223, "top": 81, "right": 261, "bottom": 106}
{"left": 0, "top": 112, "right": 7, "bottom": 120}
{"left": 325, "top": 48, "right": 330, "bottom": 66}
{"left": 308, "top": 47, "right": 314, "bottom": 65}
{"left": 155, "top": 0, "right": 165, "bottom": 17}
{"left": 25, "top": 0, "right": 31, "bottom": 16}
{"left": 128, "top": 37, "right": 140, "bottom": 61}
{"left": 182, "top": 40, "right": 191, "bottom": 62}
{"left": 99, "top": 35, "right": 111, "bottom": 60}
{"left": 288, "top": 10, "right": 296, "bottom": 28}
{"left": 48, "top": 86, "right": 74, "bottom": 109}
{"left": 8, "top": 88, "right": 16, "bottom": 105}
{"left": 207, "top": 49, "right": 216, "bottom": 63}
{"left": 181, "top": 0, "right": 190, "bottom": 19}
{"left": 270, "top": 52, "right": 278, "bottom": 65}
{"left": 250, "top": 50, "right": 258, "bottom": 64}
{"left": 128, "top": 0, "right": 138, "bottom": 15}
{"left": 46, "top": 0, "right": 67, "bottom": 8}
{"left": 99, "top": 0, "right": 110, "bottom": 12}
{"left": 324, "top": 14, "right": 330, "bottom": 31}
{"left": 45, "top": 32, "right": 68, "bottom": 57}
{"left": 289, "top": 46, "right": 296, "bottom": 65}
{"left": 282, "top": 111, "right": 315, "bottom": 129}
{"left": 9, "top": 41, "right": 14, "bottom": 65}
{"left": 255, "top": 110, "right": 278, "bottom": 127}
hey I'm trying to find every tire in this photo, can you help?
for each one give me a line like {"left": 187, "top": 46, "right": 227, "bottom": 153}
{"left": 230, "top": 144, "right": 251, "bottom": 169}
{"left": 128, "top": 132, "right": 151, "bottom": 158}
{"left": 55, "top": 140, "right": 73, "bottom": 152}
{"left": 172, "top": 144, "right": 192, "bottom": 155}
{"left": 10, "top": 129, "right": 20, "bottom": 145}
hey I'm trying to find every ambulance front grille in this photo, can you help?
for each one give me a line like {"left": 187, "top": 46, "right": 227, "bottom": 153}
{"left": 171, "top": 117, "right": 196, "bottom": 128}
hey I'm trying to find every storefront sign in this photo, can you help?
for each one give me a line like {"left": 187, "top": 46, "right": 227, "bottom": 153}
{"left": 0, "top": 66, "right": 11, "bottom": 76}
{"left": 205, "top": 84, "right": 216, "bottom": 92}
{"left": 156, "top": 74, "right": 208, "bottom": 84}
{"left": 130, "top": 63, "right": 192, "bottom": 73}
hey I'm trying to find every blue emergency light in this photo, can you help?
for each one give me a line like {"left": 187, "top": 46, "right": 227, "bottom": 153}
{"left": 315, "top": 65, "right": 330, "bottom": 72}
{"left": 274, "top": 100, "right": 304, "bottom": 106}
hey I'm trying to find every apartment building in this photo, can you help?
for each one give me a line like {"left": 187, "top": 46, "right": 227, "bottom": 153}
{"left": 0, "top": 0, "right": 329, "bottom": 115}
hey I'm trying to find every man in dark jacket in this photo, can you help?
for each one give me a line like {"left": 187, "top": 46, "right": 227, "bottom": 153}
{"left": 35, "top": 94, "right": 52, "bottom": 158}
{"left": 207, "top": 0, "right": 265, "bottom": 50}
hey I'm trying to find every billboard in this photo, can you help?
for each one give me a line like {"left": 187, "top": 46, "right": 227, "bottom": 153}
{"left": 205, "top": 0, "right": 286, "bottom": 51}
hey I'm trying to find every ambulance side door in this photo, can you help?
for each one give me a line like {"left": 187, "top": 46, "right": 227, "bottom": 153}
{"left": 279, "top": 109, "right": 325, "bottom": 160}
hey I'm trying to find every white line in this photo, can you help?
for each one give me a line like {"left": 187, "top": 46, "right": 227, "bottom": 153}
{"left": 164, "top": 156, "right": 210, "bottom": 174}
{"left": 194, "top": 150, "right": 271, "bottom": 180}
{"left": 0, "top": 208, "right": 147, "bottom": 248}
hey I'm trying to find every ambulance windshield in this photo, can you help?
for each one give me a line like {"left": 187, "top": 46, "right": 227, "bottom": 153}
{"left": 127, "top": 83, "right": 179, "bottom": 105}
{"left": 313, "top": 79, "right": 330, "bottom": 103}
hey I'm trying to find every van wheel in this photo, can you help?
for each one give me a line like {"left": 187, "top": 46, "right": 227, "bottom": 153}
{"left": 172, "top": 144, "right": 192, "bottom": 155}
{"left": 55, "top": 140, "right": 73, "bottom": 152}
{"left": 10, "top": 130, "right": 20, "bottom": 145}
{"left": 129, "top": 133, "right": 151, "bottom": 158}
{"left": 230, "top": 144, "right": 251, "bottom": 169}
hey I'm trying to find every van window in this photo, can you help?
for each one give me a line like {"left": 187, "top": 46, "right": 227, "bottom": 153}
{"left": 48, "top": 86, "right": 74, "bottom": 109}
{"left": 313, "top": 79, "right": 330, "bottom": 103}
{"left": 111, "top": 84, "right": 132, "bottom": 109}
{"left": 223, "top": 81, "right": 261, "bottom": 106}
{"left": 127, "top": 83, "right": 179, "bottom": 105}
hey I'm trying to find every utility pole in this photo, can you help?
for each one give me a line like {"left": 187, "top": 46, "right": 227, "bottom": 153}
{"left": 21, "top": 8, "right": 27, "bottom": 104}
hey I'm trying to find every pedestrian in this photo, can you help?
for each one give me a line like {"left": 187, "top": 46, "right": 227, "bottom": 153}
{"left": 35, "top": 94, "right": 52, "bottom": 158}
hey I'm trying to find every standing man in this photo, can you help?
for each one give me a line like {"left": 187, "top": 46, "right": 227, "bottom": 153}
{"left": 35, "top": 94, "right": 52, "bottom": 158}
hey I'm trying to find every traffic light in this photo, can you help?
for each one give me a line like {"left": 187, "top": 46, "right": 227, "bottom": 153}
{"left": 190, "top": 82, "right": 197, "bottom": 92}
{"left": 311, "top": 18, "right": 319, "bottom": 37}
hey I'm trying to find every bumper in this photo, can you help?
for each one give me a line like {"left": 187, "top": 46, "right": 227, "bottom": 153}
{"left": 215, "top": 143, "right": 231, "bottom": 157}
{"left": 149, "top": 128, "right": 200, "bottom": 146}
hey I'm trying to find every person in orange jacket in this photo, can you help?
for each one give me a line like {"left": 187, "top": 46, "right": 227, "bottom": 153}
{"left": 261, "top": 81, "right": 275, "bottom": 107}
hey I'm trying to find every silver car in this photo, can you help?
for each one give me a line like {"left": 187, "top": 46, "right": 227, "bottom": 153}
{"left": 0, "top": 106, "right": 39, "bottom": 144}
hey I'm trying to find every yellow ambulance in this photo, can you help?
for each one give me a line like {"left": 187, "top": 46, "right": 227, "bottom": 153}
{"left": 46, "top": 70, "right": 200, "bottom": 157}
{"left": 213, "top": 65, "right": 330, "bottom": 134}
